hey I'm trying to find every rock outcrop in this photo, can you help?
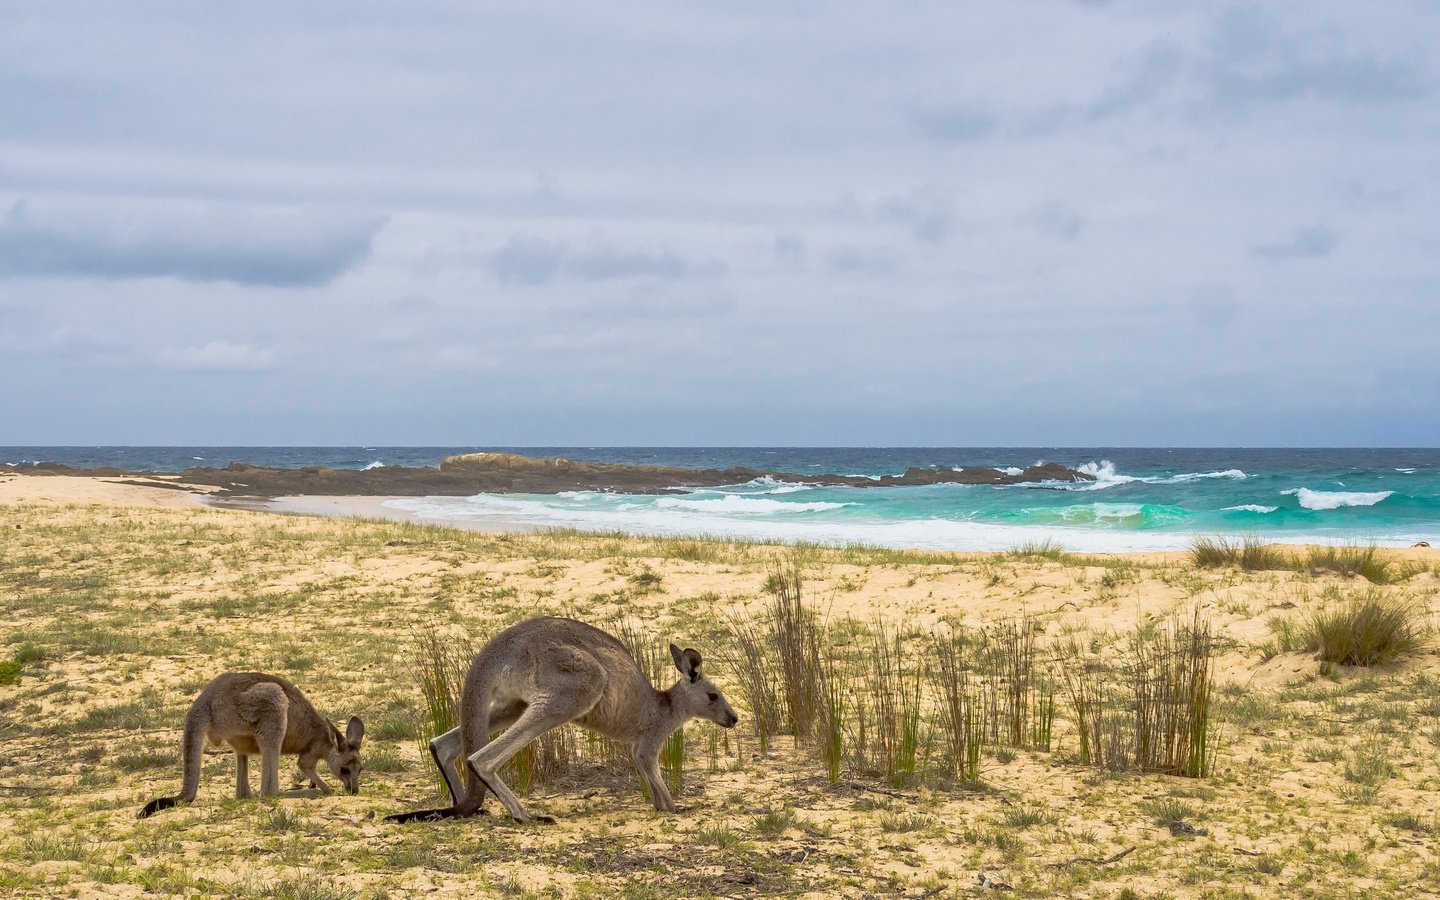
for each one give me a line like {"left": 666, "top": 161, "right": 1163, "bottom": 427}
{"left": 2, "top": 452, "right": 1094, "bottom": 497}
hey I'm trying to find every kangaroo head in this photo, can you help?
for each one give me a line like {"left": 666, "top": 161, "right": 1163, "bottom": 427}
{"left": 326, "top": 716, "right": 365, "bottom": 794}
{"left": 669, "top": 643, "right": 739, "bottom": 729}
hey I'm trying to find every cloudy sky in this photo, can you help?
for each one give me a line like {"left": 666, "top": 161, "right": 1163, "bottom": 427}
{"left": 3, "top": 2, "right": 1437, "bottom": 446}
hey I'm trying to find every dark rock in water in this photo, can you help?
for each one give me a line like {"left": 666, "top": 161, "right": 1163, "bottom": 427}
{"left": 1, "top": 451, "right": 1094, "bottom": 497}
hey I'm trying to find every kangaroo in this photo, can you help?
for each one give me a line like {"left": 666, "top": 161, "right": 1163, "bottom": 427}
{"left": 387, "top": 616, "right": 738, "bottom": 825}
{"left": 138, "top": 672, "right": 365, "bottom": 818}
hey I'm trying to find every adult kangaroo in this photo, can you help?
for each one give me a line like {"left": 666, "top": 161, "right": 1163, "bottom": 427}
{"left": 387, "top": 616, "right": 738, "bottom": 824}
{"left": 138, "top": 672, "right": 365, "bottom": 818}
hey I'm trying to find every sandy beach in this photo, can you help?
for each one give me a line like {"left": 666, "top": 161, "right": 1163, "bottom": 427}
{"left": 2, "top": 473, "right": 1439, "bottom": 898}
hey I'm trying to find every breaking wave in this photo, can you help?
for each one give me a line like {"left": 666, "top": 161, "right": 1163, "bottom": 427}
{"left": 1283, "top": 488, "right": 1393, "bottom": 511}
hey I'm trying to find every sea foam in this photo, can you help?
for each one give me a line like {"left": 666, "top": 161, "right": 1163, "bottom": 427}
{"left": 1283, "top": 488, "right": 1393, "bottom": 511}
{"left": 654, "top": 495, "right": 847, "bottom": 515}
{"left": 382, "top": 493, "right": 1204, "bottom": 552}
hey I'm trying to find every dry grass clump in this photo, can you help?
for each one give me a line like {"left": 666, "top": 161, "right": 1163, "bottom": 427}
{"left": 1191, "top": 535, "right": 1404, "bottom": 584}
{"left": 1300, "top": 545, "right": 1396, "bottom": 584}
{"left": 1267, "top": 586, "right": 1429, "bottom": 667}
{"left": 1189, "top": 535, "right": 1289, "bottom": 572}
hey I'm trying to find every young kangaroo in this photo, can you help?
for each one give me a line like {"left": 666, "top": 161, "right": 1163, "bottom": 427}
{"left": 138, "top": 672, "right": 365, "bottom": 818}
{"left": 387, "top": 616, "right": 738, "bottom": 825}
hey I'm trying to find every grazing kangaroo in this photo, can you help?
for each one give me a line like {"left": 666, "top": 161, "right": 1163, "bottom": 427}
{"left": 138, "top": 672, "right": 365, "bottom": 818}
{"left": 387, "top": 616, "right": 738, "bottom": 825}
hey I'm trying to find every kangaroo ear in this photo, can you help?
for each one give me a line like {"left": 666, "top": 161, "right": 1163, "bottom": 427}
{"left": 346, "top": 716, "right": 365, "bottom": 746}
{"left": 670, "top": 643, "right": 702, "bottom": 681}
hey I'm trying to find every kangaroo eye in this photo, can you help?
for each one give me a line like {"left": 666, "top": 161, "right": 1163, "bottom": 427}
{"left": 707, "top": 692, "right": 719, "bottom": 702}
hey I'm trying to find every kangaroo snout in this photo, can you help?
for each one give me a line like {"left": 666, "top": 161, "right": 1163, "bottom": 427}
{"left": 723, "top": 711, "right": 739, "bottom": 728}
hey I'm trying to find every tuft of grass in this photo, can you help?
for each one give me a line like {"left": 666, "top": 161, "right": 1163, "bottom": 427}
{"left": 116, "top": 749, "right": 179, "bottom": 771}
{"left": 23, "top": 834, "right": 94, "bottom": 862}
{"left": 932, "top": 629, "right": 983, "bottom": 782}
{"left": 996, "top": 804, "right": 1057, "bottom": 830}
{"left": 364, "top": 744, "right": 412, "bottom": 773}
{"left": 1190, "top": 535, "right": 1288, "bottom": 571}
{"left": 1005, "top": 539, "right": 1067, "bottom": 561}
{"left": 258, "top": 875, "right": 359, "bottom": 900}
{"left": 880, "top": 812, "right": 934, "bottom": 833}
{"left": 1305, "top": 590, "right": 1426, "bottom": 666}
{"left": 1144, "top": 797, "right": 1200, "bottom": 826}
{"left": 753, "top": 807, "right": 798, "bottom": 836}
{"left": 403, "top": 626, "right": 471, "bottom": 796}
{"left": 1131, "top": 610, "right": 1216, "bottom": 778}
{"left": 863, "top": 620, "right": 924, "bottom": 786}
{"left": 723, "top": 613, "right": 781, "bottom": 755}
{"left": 1302, "top": 545, "right": 1395, "bottom": 584}
{"left": 693, "top": 824, "right": 744, "bottom": 850}
{"left": 767, "top": 558, "right": 824, "bottom": 741}
{"left": 1383, "top": 811, "right": 1436, "bottom": 834}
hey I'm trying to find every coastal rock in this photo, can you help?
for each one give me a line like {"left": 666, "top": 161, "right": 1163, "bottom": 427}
{"left": 2, "top": 453, "right": 1094, "bottom": 498}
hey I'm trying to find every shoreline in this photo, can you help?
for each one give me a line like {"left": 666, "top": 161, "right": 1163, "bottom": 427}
{"left": 5, "top": 473, "right": 1433, "bottom": 562}
{"left": 204, "top": 493, "right": 545, "bottom": 534}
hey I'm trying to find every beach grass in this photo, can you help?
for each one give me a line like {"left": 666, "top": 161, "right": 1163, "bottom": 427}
{"left": 1189, "top": 534, "right": 1413, "bottom": 586}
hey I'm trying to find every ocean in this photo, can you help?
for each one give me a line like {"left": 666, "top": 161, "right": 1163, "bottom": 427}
{"left": 5, "top": 446, "right": 1438, "bottom": 553}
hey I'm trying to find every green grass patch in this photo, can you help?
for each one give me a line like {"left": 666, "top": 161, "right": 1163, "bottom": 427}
{"left": 1306, "top": 590, "right": 1426, "bottom": 666}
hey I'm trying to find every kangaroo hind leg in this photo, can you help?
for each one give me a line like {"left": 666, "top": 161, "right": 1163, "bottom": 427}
{"left": 466, "top": 665, "right": 604, "bottom": 824}
{"left": 235, "top": 753, "right": 251, "bottom": 799}
{"left": 237, "top": 683, "right": 289, "bottom": 797}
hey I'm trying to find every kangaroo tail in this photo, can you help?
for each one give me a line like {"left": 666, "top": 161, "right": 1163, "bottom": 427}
{"left": 385, "top": 805, "right": 487, "bottom": 824}
{"left": 137, "top": 796, "right": 180, "bottom": 818}
{"left": 138, "top": 708, "right": 206, "bottom": 818}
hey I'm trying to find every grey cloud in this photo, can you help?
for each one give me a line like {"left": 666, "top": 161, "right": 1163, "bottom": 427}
{"left": 567, "top": 242, "right": 726, "bottom": 281}
{"left": 1252, "top": 225, "right": 1339, "bottom": 261}
{"left": 558, "top": 284, "right": 736, "bottom": 322}
{"left": 1206, "top": 9, "right": 1427, "bottom": 106}
{"left": 1186, "top": 283, "right": 1241, "bottom": 331}
{"left": 490, "top": 234, "right": 566, "bottom": 285}
{"left": 1087, "top": 40, "right": 1185, "bottom": 121}
{"left": 1033, "top": 203, "right": 1085, "bottom": 241}
{"left": 912, "top": 104, "right": 997, "bottom": 143}
{"left": 826, "top": 244, "right": 897, "bottom": 275}
{"left": 878, "top": 186, "right": 957, "bottom": 243}
{"left": 489, "top": 233, "right": 727, "bottom": 285}
{"left": 1339, "top": 180, "right": 1405, "bottom": 210}
{"left": 772, "top": 233, "right": 805, "bottom": 266}
{"left": 0, "top": 198, "right": 382, "bottom": 287}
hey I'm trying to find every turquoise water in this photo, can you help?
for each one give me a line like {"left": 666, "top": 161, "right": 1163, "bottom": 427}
{"left": 6, "top": 447, "right": 1437, "bottom": 552}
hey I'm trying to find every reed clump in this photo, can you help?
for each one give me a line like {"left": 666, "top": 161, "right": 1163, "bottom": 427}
{"left": 931, "top": 629, "right": 983, "bottom": 781}
{"left": 1057, "top": 611, "right": 1216, "bottom": 777}
{"left": 978, "top": 616, "right": 1055, "bottom": 751}
{"left": 1130, "top": 611, "right": 1215, "bottom": 777}
{"left": 404, "top": 627, "right": 471, "bottom": 797}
